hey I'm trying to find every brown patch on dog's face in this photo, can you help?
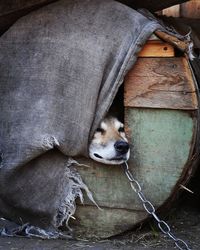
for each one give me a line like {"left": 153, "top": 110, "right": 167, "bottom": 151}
{"left": 89, "top": 116, "right": 130, "bottom": 165}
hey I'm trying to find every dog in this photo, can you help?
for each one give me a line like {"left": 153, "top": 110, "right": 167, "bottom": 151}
{"left": 89, "top": 116, "right": 130, "bottom": 165}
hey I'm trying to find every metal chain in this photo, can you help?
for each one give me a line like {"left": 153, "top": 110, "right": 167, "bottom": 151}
{"left": 122, "top": 162, "right": 192, "bottom": 250}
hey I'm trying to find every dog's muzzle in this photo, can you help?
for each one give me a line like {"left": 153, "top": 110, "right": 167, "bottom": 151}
{"left": 114, "top": 140, "right": 129, "bottom": 155}
{"left": 89, "top": 139, "right": 130, "bottom": 165}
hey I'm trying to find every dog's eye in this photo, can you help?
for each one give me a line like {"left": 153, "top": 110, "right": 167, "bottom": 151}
{"left": 118, "top": 127, "right": 124, "bottom": 133}
{"left": 96, "top": 128, "right": 105, "bottom": 133}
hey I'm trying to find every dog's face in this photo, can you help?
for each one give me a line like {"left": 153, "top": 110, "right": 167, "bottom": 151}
{"left": 89, "top": 116, "right": 130, "bottom": 165}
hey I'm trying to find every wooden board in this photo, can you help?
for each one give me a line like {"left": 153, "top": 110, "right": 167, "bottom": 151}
{"left": 117, "top": 0, "right": 188, "bottom": 12}
{"left": 138, "top": 41, "right": 175, "bottom": 57}
{"left": 162, "top": 4, "right": 180, "bottom": 17}
{"left": 124, "top": 57, "right": 198, "bottom": 110}
{"left": 181, "top": 0, "right": 200, "bottom": 18}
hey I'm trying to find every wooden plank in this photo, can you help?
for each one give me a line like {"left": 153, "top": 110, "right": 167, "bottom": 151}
{"left": 181, "top": 0, "right": 200, "bottom": 18}
{"left": 155, "top": 30, "right": 189, "bottom": 53}
{"left": 155, "top": 18, "right": 200, "bottom": 50}
{"left": 139, "top": 40, "right": 174, "bottom": 57}
{"left": 116, "top": 0, "right": 188, "bottom": 12}
{"left": 124, "top": 57, "right": 198, "bottom": 110}
{"left": 162, "top": 4, "right": 180, "bottom": 17}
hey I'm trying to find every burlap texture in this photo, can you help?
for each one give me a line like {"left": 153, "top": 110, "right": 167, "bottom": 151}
{"left": 0, "top": 0, "right": 163, "bottom": 237}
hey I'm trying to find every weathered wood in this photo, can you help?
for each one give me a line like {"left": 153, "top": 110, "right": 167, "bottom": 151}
{"left": 124, "top": 57, "right": 198, "bottom": 110}
{"left": 160, "top": 0, "right": 200, "bottom": 18}
{"left": 117, "top": 0, "right": 188, "bottom": 12}
{"left": 181, "top": 0, "right": 200, "bottom": 18}
{"left": 159, "top": 17, "right": 200, "bottom": 49}
{"left": 162, "top": 4, "right": 180, "bottom": 17}
{"left": 138, "top": 41, "right": 174, "bottom": 57}
{"left": 155, "top": 30, "right": 189, "bottom": 53}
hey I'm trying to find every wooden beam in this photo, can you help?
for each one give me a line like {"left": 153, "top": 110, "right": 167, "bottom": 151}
{"left": 155, "top": 30, "right": 189, "bottom": 53}
{"left": 139, "top": 40, "right": 174, "bottom": 57}
{"left": 181, "top": 0, "right": 200, "bottom": 18}
{"left": 117, "top": 0, "right": 189, "bottom": 12}
{"left": 124, "top": 57, "right": 197, "bottom": 110}
{"left": 162, "top": 4, "right": 180, "bottom": 17}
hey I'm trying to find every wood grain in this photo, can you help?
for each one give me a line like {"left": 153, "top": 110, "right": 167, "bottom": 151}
{"left": 181, "top": 0, "right": 200, "bottom": 18}
{"left": 162, "top": 4, "right": 180, "bottom": 17}
{"left": 155, "top": 30, "right": 189, "bottom": 52}
{"left": 124, "top": 57, "right": 198, "bottom": 110}
{"left": 138, "top": 41, "right": 174, "bottom": 57}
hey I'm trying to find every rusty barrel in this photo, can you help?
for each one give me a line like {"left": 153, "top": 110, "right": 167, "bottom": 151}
{"left": 72, "top": 39, "right": 199, "bottom": 239}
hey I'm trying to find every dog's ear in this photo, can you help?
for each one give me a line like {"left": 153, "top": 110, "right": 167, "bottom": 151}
{"left": 108, "top": 84, "right": 124, "bottom": 122}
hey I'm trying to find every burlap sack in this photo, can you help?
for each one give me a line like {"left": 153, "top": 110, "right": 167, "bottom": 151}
{"left": 0, "top": 0, "right": 187, "bottom": 238}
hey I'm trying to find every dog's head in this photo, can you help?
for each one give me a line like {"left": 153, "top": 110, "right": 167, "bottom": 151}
{"left": 89, "top": 116, "right": 130, "bottom": 165}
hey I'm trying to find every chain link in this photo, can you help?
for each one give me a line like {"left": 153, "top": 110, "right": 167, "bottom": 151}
{"left": 122, "top": 162, "right": 192, "bottom": 250}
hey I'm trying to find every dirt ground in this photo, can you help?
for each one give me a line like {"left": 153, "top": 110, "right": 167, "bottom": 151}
{"left": 1, "top": 172, "right": 200, "bottom": 250}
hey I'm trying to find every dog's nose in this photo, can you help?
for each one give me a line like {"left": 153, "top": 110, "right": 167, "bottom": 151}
{"left": 114, "top": 141, "right": 129, "bottom": 154}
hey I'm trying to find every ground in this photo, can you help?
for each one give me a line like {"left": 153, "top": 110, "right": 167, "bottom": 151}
{"left": 1, "top": 173, "right": 200, "bottom": 250}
